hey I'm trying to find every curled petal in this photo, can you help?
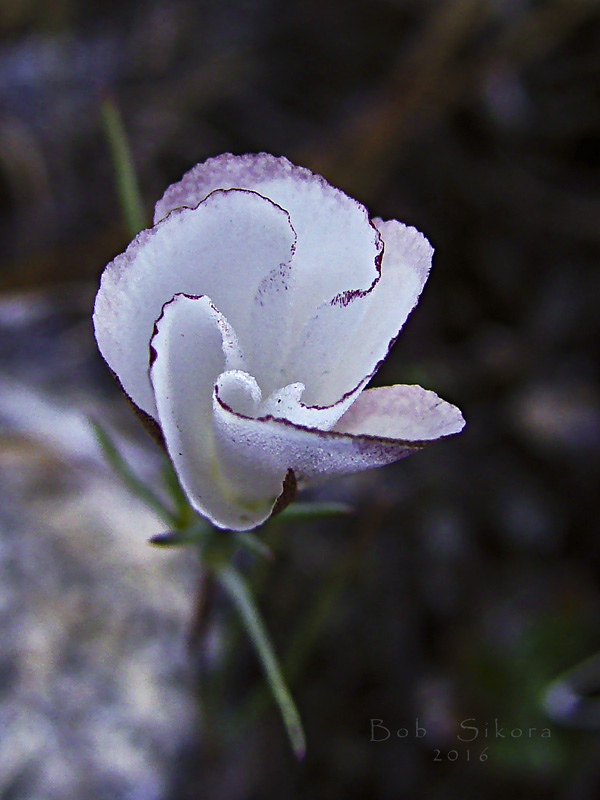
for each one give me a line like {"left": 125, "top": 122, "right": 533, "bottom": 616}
{"left": 257, "top": 379, "right": 363, "bottom": 430}
{"left": 284, "top": 220, "right": 433, "bottom": 406}
{"left": 94, "top": 188, "right": 296, "bottom": 417}
{"left": 149, "top": 294, "right": 285, "bottom": 530}
{"left": 213, "top": 381, "right": 465, "bottom": 499}
{"left": 153, "top": 153, "right": 384, "bottom": 341}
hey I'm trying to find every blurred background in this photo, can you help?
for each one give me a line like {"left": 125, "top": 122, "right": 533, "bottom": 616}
{"left": 1, "top": 0, "right": 600, "bottom": 797}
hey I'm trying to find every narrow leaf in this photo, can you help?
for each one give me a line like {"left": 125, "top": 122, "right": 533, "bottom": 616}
{"left": 101, "top": 92, "right": 147, "bottom": 238}
{"left": 149, "top": 521, "right": 210, "bottom": 547}
{"left": 215, "top": 562, "right": 306, "bottom": 760}
{"left": 90, "top": 418, "right": 175, "bottom": 525}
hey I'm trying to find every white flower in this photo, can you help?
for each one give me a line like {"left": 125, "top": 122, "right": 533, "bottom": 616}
{"left": 93, "top": 153, "right": 464, "bottom": 531}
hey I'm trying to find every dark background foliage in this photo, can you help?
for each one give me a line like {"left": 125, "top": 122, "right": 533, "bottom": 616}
{"left": 1, "top": 1, "right": 600, "bottom": 798}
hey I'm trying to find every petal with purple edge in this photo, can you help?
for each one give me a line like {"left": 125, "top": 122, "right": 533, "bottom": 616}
{"left": 94, "top": 188, "right": 296, "bottom": 418}
{"left": 212, "top": 381, "right": 464, "bottom": 495}
{"left": 282, "top": 219, "right": 433, "bottom": 407}
{"left": 332, "top": 384, "right": 465, "bottom": 441}
{"left": 153, "top": 153, "right": 384, "bottom": 333}
{"left": 149, "top": 294, "right": 284, "bottom": 530}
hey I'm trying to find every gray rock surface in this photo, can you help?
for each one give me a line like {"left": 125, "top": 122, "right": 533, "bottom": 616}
{"left": 0, "top": 286, "right": 200, "bottom": 800}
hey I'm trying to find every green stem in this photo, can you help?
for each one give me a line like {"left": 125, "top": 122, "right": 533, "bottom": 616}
{"left": 214, "top": 561, "right": 306, "bottom": 760}
{"left": 101, "top": 92, "right": 147, "bottom": 238}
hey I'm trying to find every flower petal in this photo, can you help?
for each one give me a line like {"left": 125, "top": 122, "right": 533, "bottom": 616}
{"left": 94, "top": 188, "right": 295, "bottom": 417}
{"left": 332, "top": 384, "right": 465, "bottom": 440}
{"left": 212, "top": 381, "right": 464, "bottom": 495}
{"left": 258, "top": 380, "right": 362, "bottom": 430}
{"left": 282, "top": 219, "right": 433, "bottom": 407}
{"left": 215, "top": 370, "right": 290, "bottom": 514}
{"left": 149, "top": 294, "right": 285, "bottom": 530}
{"left": 153, "top": 153, "right": 383, "bottom": 335}
{"left": 244, "top": 260, "right": 295, "bottom": 396}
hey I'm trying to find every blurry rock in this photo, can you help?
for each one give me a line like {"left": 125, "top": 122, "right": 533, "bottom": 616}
{"left": 0, "top": 287, "right": 201, "bottom": 800}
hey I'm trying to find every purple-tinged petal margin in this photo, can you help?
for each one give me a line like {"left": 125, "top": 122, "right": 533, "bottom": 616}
{"left": 283, "top": 219, "right": 434, "bottom": 407}
{"left": 212, "top": 381, "right": 465, "bottom": 496}
{"left": 94, "top": 188, "right": 296, "bottom": 418}
{"left": 149, "top": 293, "right": 285, "bottom": 530}
{"left": 153, "top": 153, "right": 384, "bottom": 339}
{"left": 333, "top": 385, "right": 465, "bottom": 440}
